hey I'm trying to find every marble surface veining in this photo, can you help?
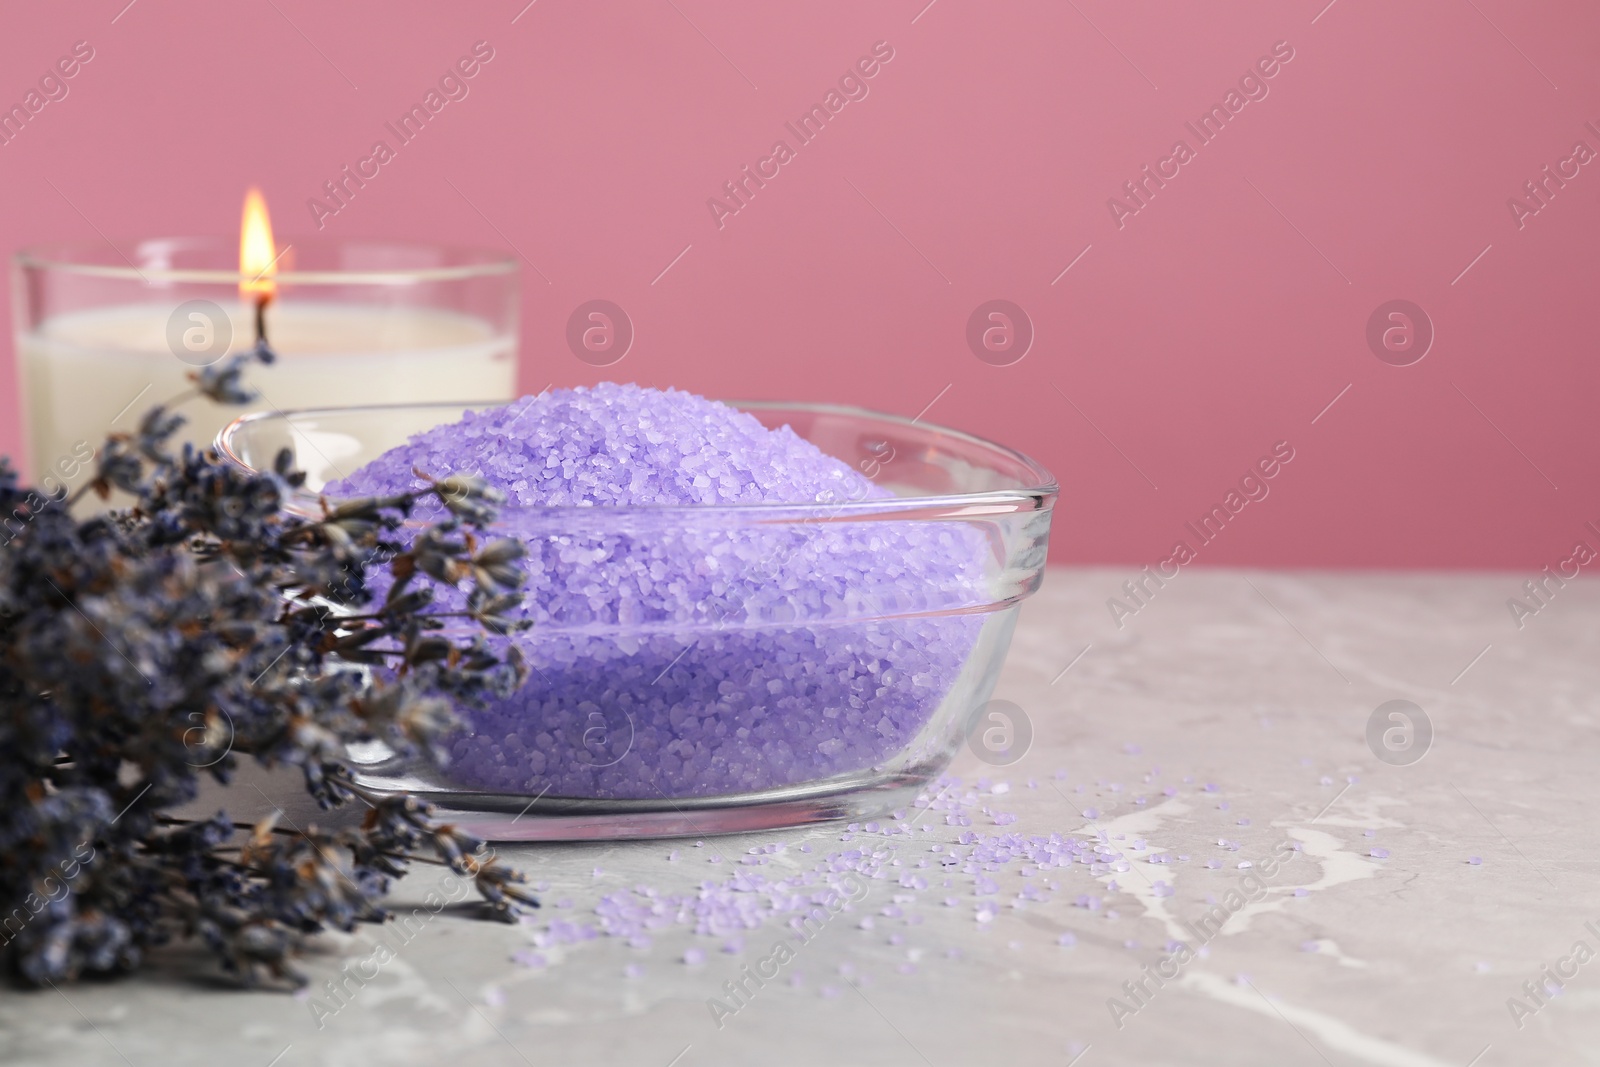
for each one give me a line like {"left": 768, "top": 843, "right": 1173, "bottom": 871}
{"left": 3, "top": 569, "right": 1597, "bottom": 1067}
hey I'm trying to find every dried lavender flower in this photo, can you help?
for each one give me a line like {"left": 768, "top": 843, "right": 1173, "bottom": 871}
{"left": 0, "top": 364, "right": 536, "bottom": 989}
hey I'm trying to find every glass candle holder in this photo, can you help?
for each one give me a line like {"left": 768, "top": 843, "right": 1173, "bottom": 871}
{"left": 12, "top": 237, "right": 518, "bottom": 489}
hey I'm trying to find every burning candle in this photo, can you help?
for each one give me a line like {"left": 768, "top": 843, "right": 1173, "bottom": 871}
{"left": 13, "top": 189, "right": 518, "bottom": 489}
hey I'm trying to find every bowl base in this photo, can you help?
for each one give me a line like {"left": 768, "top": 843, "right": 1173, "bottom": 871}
{"left": 353, "top": 771, "right": 931, "bottom": 841}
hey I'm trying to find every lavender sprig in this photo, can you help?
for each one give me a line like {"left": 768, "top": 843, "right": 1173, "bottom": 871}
{"left": 0, "top": 361, "right": 536, "bottom": 989}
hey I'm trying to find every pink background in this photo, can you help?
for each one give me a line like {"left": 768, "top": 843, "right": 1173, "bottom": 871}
{"left": 1, "top": 0, "right": 1595, "bottom": 569}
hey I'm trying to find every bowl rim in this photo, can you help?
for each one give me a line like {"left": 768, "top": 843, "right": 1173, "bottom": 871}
{"left": 215, "top": 397, "right": 1059, "bottom": 518}
{"left": 14, "top": 235, "right": 518, "bottom": 286}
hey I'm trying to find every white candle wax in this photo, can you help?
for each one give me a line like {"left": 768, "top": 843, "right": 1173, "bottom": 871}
{"left": 19, "top": 301, "right": 515, "bottom": 487}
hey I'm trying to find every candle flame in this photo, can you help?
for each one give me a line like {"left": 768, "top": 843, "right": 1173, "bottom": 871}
{"left": 239, "top": 187, "right": 277, "bottom": 300}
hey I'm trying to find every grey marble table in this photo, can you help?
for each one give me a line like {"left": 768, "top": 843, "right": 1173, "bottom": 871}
{"left": 4, "top": 569, "right": 1597, "bottom": 1067}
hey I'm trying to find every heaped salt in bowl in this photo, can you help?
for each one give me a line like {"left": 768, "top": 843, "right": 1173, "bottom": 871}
{"left": 332, "top": 383, "right": 984, "bottom": 799}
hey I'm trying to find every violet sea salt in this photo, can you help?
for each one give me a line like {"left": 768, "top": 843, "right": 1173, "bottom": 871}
{"left": 332, "top": 384, "right": 984, "bottom": 799}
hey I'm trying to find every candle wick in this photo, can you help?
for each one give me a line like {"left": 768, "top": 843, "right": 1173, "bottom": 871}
{"left": 251, "top": 294, "right": 279, "bottom": 366}
{"left": 254, "top": 294, "right": 271, "bottom": 348}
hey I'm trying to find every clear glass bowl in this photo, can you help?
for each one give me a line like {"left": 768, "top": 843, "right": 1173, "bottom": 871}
{"left": 218, "top": 400, "right": 1055, "bottom": 840}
